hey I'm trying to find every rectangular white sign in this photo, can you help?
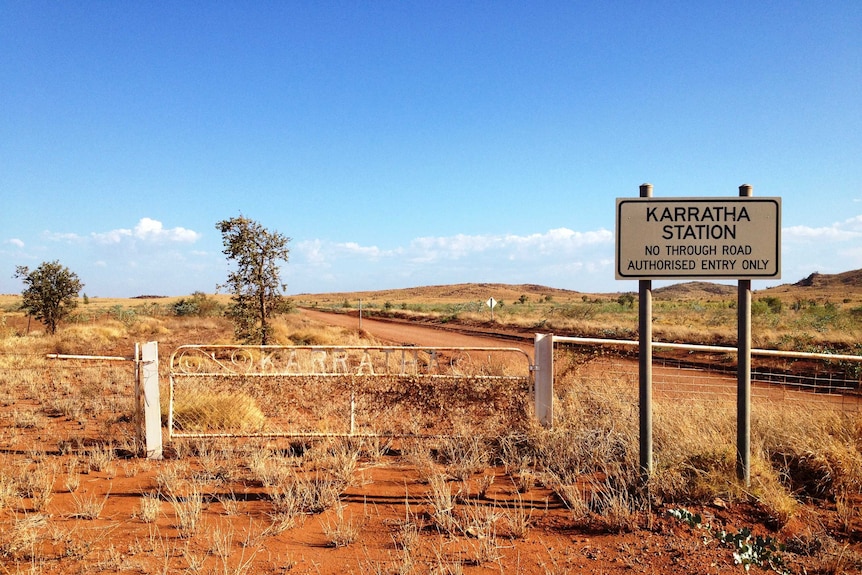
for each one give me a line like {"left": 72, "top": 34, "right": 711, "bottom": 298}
{"left": 615, "top": 197, "right": 781, "bottom": 280}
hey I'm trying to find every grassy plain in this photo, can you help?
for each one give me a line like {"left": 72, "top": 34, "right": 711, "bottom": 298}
{"left": 298, "top": 274, "right": 862, "bottom": 353}
{"left": 0, "top": 275, "right": 860, "bottom": 573}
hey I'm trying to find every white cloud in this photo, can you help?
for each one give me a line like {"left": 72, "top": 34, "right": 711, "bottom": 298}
{"left": 293, "top": 227, "right": 615, "bottom": 273}
{"left": 296, "top": 239, "right": 328, "bottom": 266}
{"left": 59, "top": 218, "right": 202, "bottom": 245}
{"left": 784, "top": 215, "right": 862, "bottom": 242}
{"left": 504, "top": 227, "right": 614, "bottom": 255}
{"left": 410, "top": 233, "right": 500, "bottom": 261}
{"left": 6, "top": 238, "right": 24, "bottom": 248}
{"left": 296, "top": 239, "right": 400, "bottom": 266}
{"left": 44, "top": 231, "right": 84, "bottom": 243}
{"left": 338, "top": 242, "right": 387, "bottom": 259}
{"left": 132, "top": 217, "right": 201, "bottom": 242}
{"left": 92, "top": 228, "right": 133, "bottom": 244}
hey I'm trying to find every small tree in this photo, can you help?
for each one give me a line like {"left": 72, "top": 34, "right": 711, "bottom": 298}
{"left": 216, "top": 215, "right": 291, "bottom": 344}
{"left": 617, "top": 292, "right": 636, "bottom": 308}
{"left": 172, "top": 291, "right": 223, "bottom": 317}
{"left": 14, "top": 260, "right": 84, "bottom": 334}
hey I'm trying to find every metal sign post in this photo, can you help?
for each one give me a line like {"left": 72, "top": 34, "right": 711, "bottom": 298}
{"left": 737, "top": 184, "right": 753, "bottom": 485}
{"left": 638, "top": 184, "right": 653, "bottom": 480}
{"left": 615, "top": 184, "right": 780, "bottom": 487}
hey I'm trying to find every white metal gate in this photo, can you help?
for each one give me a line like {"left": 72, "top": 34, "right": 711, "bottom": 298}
{"left": 168, "top": 344, "right": 534, "bottom": 439}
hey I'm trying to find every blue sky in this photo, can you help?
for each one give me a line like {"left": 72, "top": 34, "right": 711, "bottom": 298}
{"left": 2, "top": 2, "right": 861, "bottom": 297}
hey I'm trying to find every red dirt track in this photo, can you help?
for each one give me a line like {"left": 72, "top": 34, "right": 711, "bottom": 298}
{"left": 299, "top": 308, "right": 536, "bottom": 354}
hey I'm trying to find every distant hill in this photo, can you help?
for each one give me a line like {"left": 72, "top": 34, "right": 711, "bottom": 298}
{"left": 293, "top": 282, "right": 589, "bottom": 305}
{"left": 292, "top": 269, "right": 862, "bottom": 307}
{"left": 652, "top": 281, "right": 737, "bottom": 300}
{"left": 793, "top": 269, "right": 862, "bottom": 288}
{"left": 759, "top": 269, "right": 862, "bottom": 304}
{"left": 650, "top": 270, "right": 862, "bottom": 303}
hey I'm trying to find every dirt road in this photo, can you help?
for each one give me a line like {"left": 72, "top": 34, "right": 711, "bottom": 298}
{"left": 300, "top": 308, "right": 861, "bottom": 411}
{"left": 299, "top": 308, "right": 535, "bottom": 355}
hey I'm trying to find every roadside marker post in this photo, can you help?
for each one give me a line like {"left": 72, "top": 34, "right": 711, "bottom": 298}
{"left": 616, "top": 184, "right": 781, "bottom": 486}
{"left": 486, "top": 297, "right": 497, "bottom": 321}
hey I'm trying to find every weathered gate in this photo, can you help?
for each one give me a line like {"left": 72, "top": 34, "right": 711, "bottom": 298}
{"left": 168, "top": 344, "right": 534, "bottom": 439}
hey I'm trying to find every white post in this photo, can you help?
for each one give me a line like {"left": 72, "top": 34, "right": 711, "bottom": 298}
{"left": 134, "top": 342, "right": 142, "bottom": 447}
{"left": 534, "top": 333, "right": 554, "bottom": 427}
{"left": 350, "top": 390, "right": 356, "bottom": 435}
{"left": 141, "top": 341, "right": 163, "bottom": 460}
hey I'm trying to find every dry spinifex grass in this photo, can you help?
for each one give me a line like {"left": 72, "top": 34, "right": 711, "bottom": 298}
{"left": 1, "top": 298, "right": 860, "bottom": 572}
{"left": 528, "top": 349, "right": 862, "bottom": 535}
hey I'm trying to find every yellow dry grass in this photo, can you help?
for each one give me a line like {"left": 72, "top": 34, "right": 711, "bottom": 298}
{"left": 544, "top": 348, "right": 861, "bottom": 530}
{"left": 166, "top": 391, "right": 266, "bottom": 433}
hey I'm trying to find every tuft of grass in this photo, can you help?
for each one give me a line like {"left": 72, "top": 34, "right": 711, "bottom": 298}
{"left": 0, "top": 470, "right": 17, "bottom": 510}
{"left": 168, "top": 482, "right": 204, "bottom": 539}
{"left": 12, "top": 409, "right": 41, "bottom": 429}
{"left": 138, "top": 492, "right": 161, "bottom": 523}
{"left": 321, "top": 502, "right": 361, "bottom": 548}
{"left": 166, "top": 390, "right": 266, "bottom": 433}
{"left": 87, "top": 444, "right": 116, "bottom": 474}
{"left": 70, "top": 490, "right": 110, "bottom": 520}
{"left": 51, "top": 322, "right": 127, "bottom": 355}
{"left": 590, "top": 478, "right": 641, "bottom": 533}
{"left": 427, "top": 472, "right": 459, "bottom": 534}
{"left": 0, "top": 513, "right": 48, "bottom": 560}
{"left": 439, "top": 435, "right": 489, "bottom": 482}
{"left": 20, "top": 462, "right": 56, "bottom": 512}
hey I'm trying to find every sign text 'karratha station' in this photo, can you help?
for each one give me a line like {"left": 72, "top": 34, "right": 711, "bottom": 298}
{"left": 615, "top": 197, "right": 781, "bottom": 280}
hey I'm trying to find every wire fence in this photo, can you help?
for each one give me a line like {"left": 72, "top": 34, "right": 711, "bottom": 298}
{"left": 1, "top": 336, "right": 859, "bottom": 459}
{"left": 0, "top": 350, "right": 140, "bottom": 454}
{"left": 546, "top": 340, "right": 862, "bottom": 484}
{"left": 553, "top": 340, "right": 862, "bottom": 415}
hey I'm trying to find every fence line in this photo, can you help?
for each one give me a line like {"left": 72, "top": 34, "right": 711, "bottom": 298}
{"left": 552, "top": 334, "right": 862, "bottom": 362}
{"left": 44, "top": 345, "right": 163, "bottom": 458}
{"left": 0, "top": 351, "right": 143, "bottom": 457}
{"left": 47, "top": 353, "right": 134, "bottom": 361}
{"left": 549, "top": 335, "right": 861, "bottom": 414}
{"left": 3, "top": 333, "right": 857, "bottom": 464}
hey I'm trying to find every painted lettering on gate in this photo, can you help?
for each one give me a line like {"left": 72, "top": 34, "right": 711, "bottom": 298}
{"left": 239, "top": 347, "right": 472, "bottom": 377}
